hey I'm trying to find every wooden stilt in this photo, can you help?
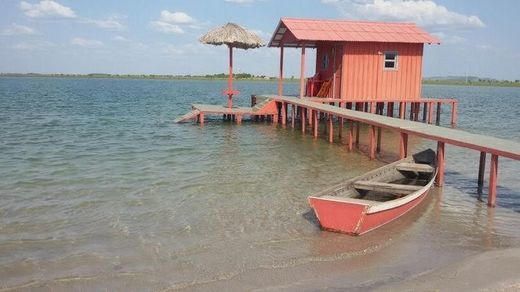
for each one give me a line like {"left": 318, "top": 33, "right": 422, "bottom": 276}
{"left": 436, "top": 141, "right": 445, "bottom": 186}
{"left": 291, "top": 105, "right": 295, "bottom": 128}
{"left": 369, "top": 125, "right": 376, "bottom": 160}
{"left": 348, "top": 120, "right": 353, "bottom": 151}
{"left": 436, "top": 102, "right": 441, "bottom": 126}
{"left": 451, "top": 101, "right": 458, "bottom": 127}
{"left": 488, "top": 154, "right": 498, "bottom": 207}
{"left": 422, "top": 102, "right": 428, "bottom": 122}
{"left": 478, "top": 152, "right": 486, "bottom": 194}
{"left": 236, "top": 114, "right": 242, "bottom": 124}
{"left": 301, "top": 107, "right": 306, "bottom": 133}
{"left": 281, "top": 102, "right": 286, "bottom": 125}
{"left": 399, "top": 102, "right": 406, "bottom": 119}
{"left": 328, "top": 114, "right": 333, "bottom": 143}
{"left": 399, "top": 132, "right": 408, "bottom": 159}
{"left": 199, "top": 113, "right": 204, "bottom": 126}
{"left": 376, "top": 127, "right": 382, "bottom": 153}
{"left": 428, "top": 101, "right": 434, "bottom": 124}
{"left": 338, "top": 117, "right": 343, "bottom": 138}
{"left": 313, "top": 110, "right": 318, "bottom": 138}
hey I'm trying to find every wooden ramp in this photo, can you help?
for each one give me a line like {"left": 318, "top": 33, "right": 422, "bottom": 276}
{"left": 174, "top": 109, "right": 200, "bottom": 123}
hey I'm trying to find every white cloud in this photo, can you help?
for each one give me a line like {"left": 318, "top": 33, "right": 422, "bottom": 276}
{"left": 12, "top": 40, "right": 55, "bottom": 50}
{"left": 159, "top": 11, "right": 195, "bottom": 24}
{"left": 432, "top": 32, "right": 465, "bottom": 44}
{"left": 20, "top": 0, "right": 76, "bottom": 18}
{"left": 322, "top": 0, "right": 485, "bottom": 29}
{"left": 113, "top": 35, "right": 128, "bottom": 41}
{"left": 70, "top": 37, "right": 103, "bottom": 48}
{"left": 83, "top": 17, "right": 125, "bottom": 30}
{"left": 1, "top": 23, "right": 37, "bottom": 36}
{"left": 150, "top": 21, "right": 184, "bottom": 34}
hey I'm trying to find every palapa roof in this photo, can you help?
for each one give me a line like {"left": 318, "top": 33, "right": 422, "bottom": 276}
{"left": 269, "top": 18, "right": 440, "bottom": 48}
{"left": 200, "top": 22, "right": 264, "bottom": 49}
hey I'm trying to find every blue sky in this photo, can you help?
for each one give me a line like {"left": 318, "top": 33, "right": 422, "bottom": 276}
{"left": 0, "top": 0, "right": 519, "bottom": 80}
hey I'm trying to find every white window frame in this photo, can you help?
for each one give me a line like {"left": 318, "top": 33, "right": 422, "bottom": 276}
{"left": 383, "top": 51, "right": 398, "bottom": 70}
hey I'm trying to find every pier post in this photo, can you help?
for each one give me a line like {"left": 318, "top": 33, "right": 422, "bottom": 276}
{"left": 369, "top": 125, "right": 376, "bottom": 160}
{"left": 301, "top": 107, "right": 305, "bottom": 133}
{"left": 422, "top": 102, "right": 428, "bottom": 122}
{"left": 281, "top": 102, "right": 286, "bottom": 125}
{"left": 436, "top": 141, "right": 445, "bottom": 187}
{"left": 299, "top": 46, "right": 306, "bottom": 98}
{"left": 236, "top": 114, "right": 242, "bottom": 125}
{"left": 338, "top": 117, "right": 343, "bottom": 138}
{"left": 328, "top": 115, "right": 333, "bottom": 143}
{"left": 313, "top": 110, "right": 318, "bottom": 138}
{"left": 488, "top": 154, "right": 498, "bottom": 207}
{"left": 199, "top": 112, "right": 204, "bottom": 126}
{"left": 348, "top": 120, "right": 354, "bottom": 151}
{"left": 409, "top": 103, "right": 414, "bottom": 120}
{"left": 436, "top": 102, "right": 441, "bottom": 126}
{"left": 291, "top": 105, "right": 295, "bottom": 128}
{"left": 478, "top": 152, "right": 487, "bottom": 194}
{"left": 428, "top": 101, "right": 434, "bottom": 124}
{"left": 399, "top": 132, "right": 408, "bottom": 159}
{"left": 376, "top": 127, "right": 382, "bottom": 153}
{"left": 399, "top": 102, "right": 406, "bottom": 119}
{"left": 387, "top": 102, "right": 394, "bottom": 117}
{"left": 451, "top": 101, "right": 458, "bottom": 127}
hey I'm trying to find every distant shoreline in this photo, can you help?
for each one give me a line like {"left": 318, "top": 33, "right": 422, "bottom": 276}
{"left": 1, "top": 73, "right": 519, "bottom": 87}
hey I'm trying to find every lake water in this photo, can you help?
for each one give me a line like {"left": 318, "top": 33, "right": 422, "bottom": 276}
{"left": 0, "top": 77, "right": 519, "bottom": 290}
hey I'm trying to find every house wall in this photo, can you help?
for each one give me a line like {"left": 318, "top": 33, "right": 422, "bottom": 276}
{"left": 340, "top": 42, "right": 424, "bottom": 100}
{"left": 315, "top": 42, "right": 343, "bottom": 98}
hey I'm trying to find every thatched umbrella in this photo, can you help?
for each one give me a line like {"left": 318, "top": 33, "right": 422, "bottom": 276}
{"left": 200, "top": 23, "right": 264, "bottom": 108}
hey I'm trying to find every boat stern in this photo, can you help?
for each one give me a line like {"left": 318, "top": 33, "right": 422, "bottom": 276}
{"left": 308, "top": 196, "right": 370, "bottom": 235}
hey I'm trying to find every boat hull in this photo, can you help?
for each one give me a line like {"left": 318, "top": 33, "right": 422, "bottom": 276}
{"left": 309, "top": 187, "right": 430, "bottom": 235}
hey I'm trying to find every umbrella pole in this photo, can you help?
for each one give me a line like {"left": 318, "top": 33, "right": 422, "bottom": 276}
{"left": 228, "top": 45, "right": 233, "bottom": 108}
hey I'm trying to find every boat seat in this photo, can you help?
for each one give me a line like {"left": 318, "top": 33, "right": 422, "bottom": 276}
{"left": 396, "top": 163, "right": 435, "bottom": 173}
{"left": 353, "top": 181, "right": 423, "bottom": 195}
{"left": 318, "top": 195, "right": 380, "bottom": 206}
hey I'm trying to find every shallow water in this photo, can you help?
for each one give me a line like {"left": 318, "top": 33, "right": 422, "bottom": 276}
{"left": 0, "top": 78, "right": 519, "bottom": 290}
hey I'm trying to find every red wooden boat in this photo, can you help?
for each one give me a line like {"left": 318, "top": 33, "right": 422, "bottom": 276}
{"left": 308, "top": 149, "right": 437, "bottom": 235}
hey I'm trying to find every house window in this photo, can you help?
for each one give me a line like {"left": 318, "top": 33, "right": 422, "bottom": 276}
{"left": 384, "top": 51, "right": 398, "bottom": 70}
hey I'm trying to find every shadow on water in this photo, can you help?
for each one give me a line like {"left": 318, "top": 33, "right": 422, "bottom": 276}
{"left": 302, "top": 209, "right": 319, "bottom": 227}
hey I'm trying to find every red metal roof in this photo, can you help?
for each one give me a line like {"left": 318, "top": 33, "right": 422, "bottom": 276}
{"left": 268, "top": 18, "right": 440, "bottom": 48}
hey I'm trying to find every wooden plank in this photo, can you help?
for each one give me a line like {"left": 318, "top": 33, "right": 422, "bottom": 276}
{"left": 354, "top": 181, "right": 423, "bottom": 195}
{"left": 259, "top": 95, "right": 520, "bottom": 161}
{"left": 396, "top": 163, "right": 434, "bottom": 173}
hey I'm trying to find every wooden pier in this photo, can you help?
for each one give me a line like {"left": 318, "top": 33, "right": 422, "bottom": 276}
{"left": 254, "top": 95, "right": 520, "bottom": 208}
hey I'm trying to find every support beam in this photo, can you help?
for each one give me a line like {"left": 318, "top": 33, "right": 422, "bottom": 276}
{"left": 299, "top": 46, "right": 306, "bottom": 98}
{"left": 451, "top": 101, "right": 458, "bottom": 127}
{"left": 399, "top": 132, "right": 408, "bottom": 159}
{"left": 199, "top": 112, "right": 204, "bottom": 126}
{"left": 478, "top": 151, "right": 486, "bottom": 194}
{"left": 422, "top": 102, "right": 428, "bottom": 122}
{"left": 291, "top": 105, "right": 295, "bottom": 128}
{"left": 436, "top": 102, "right": 442, "bottom": 126}
{"left": 301, "top": 107, "right": 306, "bottom": 133}
{"left": 348, "top": 120, "right": 354, "bottom": 151}
{"left": 278, "top": 46, "right": 284, "bottom": 97}
{"left": 399, "top": 102, "right": 406, "bottom": 119}
{"left": 369, "top": 125, "right": 376, "bottom": 160}
{"left": 281, "top": 102, "right": 286, "bottom": 125}
{"left": 436, "top": 141, "right": 445, "bottom": 187}
{"left": 328, "top": 114, "right": 333, "bottom": 143}
{"left": 428, "top": 101, "right": 434, "bottom": 124}
{"left": 236, "top": 114, "right": 242, "bottom": 125}
{"left": 313, "top": 110, "right": 318, "bottom": 138}
{"left": 376, "top": 127, "right": 382, "bottom": 153}
{"left": 488, "top": 154, "right": 498, "bottom": 207}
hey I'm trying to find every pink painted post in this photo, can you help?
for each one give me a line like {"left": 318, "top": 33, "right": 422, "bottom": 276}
{"left": 348, "top": 120, "right": 354, "bottom": 151}
{"left": 428, "top": 101, "right": 434, "bottom": 124}
{"left": 369, "top": 125, "right": 376, "bottom": 160}
{"left": 281, "top": 102, "right": 286, "bottom": 125}
{"left": 399, "top": 132, "right": 408, "bottom": 159}
{"left": 436, "top": 141, "right": 445, "bottom": 186}
{"left": 301, "top": 107, "right": 306, "bottom": 133}
{"left": 291, "top": 105, "right": 295, "bottom": 128}
{"left": 488, "top": 154, "right": 498, "bottom": 207}
{"left": 278, "top": 46, "right": 284, "bottom": 97}
{"left": 451, "top": 101, "right": 458, "bottom": 127}
{"left": 328, "top": 115, "right": 333, "bottom": 143}
{"left": 199, "top": 112, "right": 205, "bottom": 126}
{"left": 399, "top": 102, "right": 406, "bottom": 119}
{"left": 313, "top": 110, "right": 318, "bottom": 138}
{"left": 236, "top": 114, "right": 242, "bottom": 125}
{"left": 299, "top": 45, "right": 306, "bottom": 98}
